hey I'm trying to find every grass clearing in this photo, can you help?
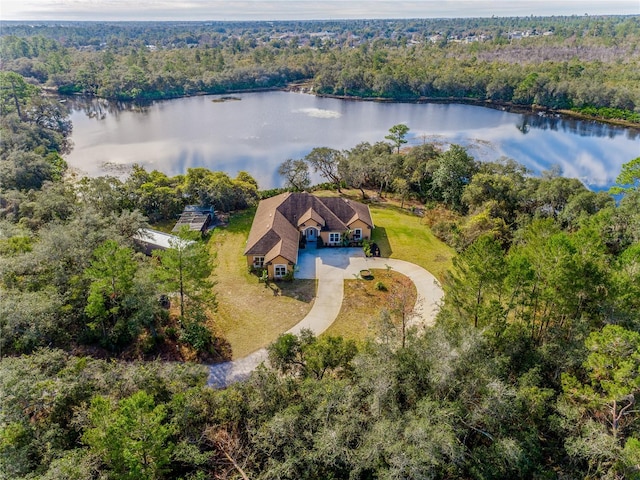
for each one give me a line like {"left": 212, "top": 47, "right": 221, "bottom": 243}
{"left": 325, "top": 269, "right": 417, "bottom": 341}
{"left": 369, "top": 204, "right": 453, "bottom": 281}
{"left": 208, "top": 191, "right": 453, "bottom": 357}
{"left": 314, "top": 188, "right": 454, "bottom": 281}
{"left": 148, "top": 218, "right": 177, "bottom": 234}
{"left": 209, "top": 209, "right": 315, "bottom": 359}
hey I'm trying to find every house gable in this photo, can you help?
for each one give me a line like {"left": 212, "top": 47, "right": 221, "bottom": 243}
{"left": 318, "top": 197, "right": 374, "bottom": 230}
{"left": 297, "top": 207, "right": 326, "bottom": 228}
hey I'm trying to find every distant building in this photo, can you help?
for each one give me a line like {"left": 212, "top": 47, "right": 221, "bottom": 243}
{"left": 172, "top": 206, "right": 214, "bottom": 235}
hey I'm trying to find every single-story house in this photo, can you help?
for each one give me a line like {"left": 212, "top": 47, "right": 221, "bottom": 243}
{"left": 244, "top": 192, "right": 374, "bottom": 279}
{"left": 172, "top": 205, "right": 213, "bottom": 235}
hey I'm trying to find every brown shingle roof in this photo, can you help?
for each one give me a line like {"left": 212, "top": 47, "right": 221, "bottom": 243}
{"left": 267, "top": 209, "right": 300, "bottom": 264}
{"left": 297, "top": 207, "right": 325, "bottom": 227}
{"left": 317, "top": 197, "right": 373, "bottom": 229}
{"left": 244, "top": 192, "right": 289, "bottom": 255}
{"left": 244, "top": 193, "right": 373, "bottom": 265}
{"left": 244, "top": 193, "right": 300, "bottom": 264}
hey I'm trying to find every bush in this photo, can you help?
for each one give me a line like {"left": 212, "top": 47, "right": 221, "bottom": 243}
{"left": 375, "top": 281, "right": 387, "bottom": 291}
{"left": 363, "top": 239, "right": 372, "bottom": 257}
{"left": 165, "top": 326, "right": 178, "bottom": 341}
{"left": 258, "top": 187, "right": 289, "bottom": 199}
{"left": 181, "top": 321, "right": 213, "bottom": 354}
{"left": 310, "top": 182, "right": 339, "bottom": 191}
{"left": 282, "top": 269, "right": 295, "bottom": 282}
{"left": 431, "top": 219, "right": 461, "bottom": 247}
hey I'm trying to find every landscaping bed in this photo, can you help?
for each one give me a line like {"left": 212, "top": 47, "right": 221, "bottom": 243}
{"left": 324, "top": 269, "right": 417, "bottom": 341}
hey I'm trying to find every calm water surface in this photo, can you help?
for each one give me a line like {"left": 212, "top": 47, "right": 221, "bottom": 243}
{"left": 65, "top": 91, "right": 640, "bottom": 189}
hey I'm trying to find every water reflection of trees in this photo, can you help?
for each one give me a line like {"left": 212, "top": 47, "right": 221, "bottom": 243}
{"left": 516, "top": 112, "right": 639, "bottom": 140}
{"left": 67, "top": 94, "right": 638, "bottom": 142}
{"left": 65, "top": 97, "right": 152, "bottom": 120}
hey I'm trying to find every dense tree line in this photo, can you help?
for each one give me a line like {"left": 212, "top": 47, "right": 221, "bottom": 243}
{"left": 0, "top": 77, "right": 253, "bottom": 358}
{"left": 3, "top": 230, "right": 640, "bottom": 479}
{"left": 2, "top": 64, "right": 640, "bottom": 478}
{"left": 280, "top": 124, "right": 631, "bottom": 253}
{"left": 1, "top": 16, "right": 639, "bottom": 120}
{"left": 2, "top": 16, "right": 638, "bottom": 52}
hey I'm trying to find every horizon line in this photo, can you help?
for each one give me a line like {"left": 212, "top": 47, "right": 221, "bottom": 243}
{"left": 2, "top": 13, "right": 637, "bottom": 23}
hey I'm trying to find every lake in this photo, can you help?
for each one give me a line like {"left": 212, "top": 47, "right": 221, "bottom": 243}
{"left": 65, "top": 91, "right": 640, "bottom": 190}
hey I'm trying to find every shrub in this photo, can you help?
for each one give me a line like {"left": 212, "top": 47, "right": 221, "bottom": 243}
{"left": 375, "top": 281, "right": 387, "bottom": 291}
{"left": 181, "top": 321, "right": 213, "bottom": 354}
{"left": 165, "top": 327, "right": 178, "bottom": 341}
{"left": 258, "top": 187, "right": 289, "bottom": 199}
{"left": 363, "top": 239, "right": 372, "bottom": 257}
{"left": 431, "top": 219, "right": 461, "bottom": 247}
{"left": 282, "top": 269, "right": 295, "bottom": 282}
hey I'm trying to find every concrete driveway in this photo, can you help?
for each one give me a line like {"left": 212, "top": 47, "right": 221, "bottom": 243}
{"left": 208, "top": 247, "right": 444, "bottom": 388}
{"left": 297, "top": 246, "right": 443, "bottom": 327}
{"left": 296, "top": 245, "right": 365, "bottom": 279}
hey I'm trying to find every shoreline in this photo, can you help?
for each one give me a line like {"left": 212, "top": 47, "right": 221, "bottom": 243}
{"left": 57, "top": 84, "right": 640, "bottom": 131}
{"left": 307, "top": 91, "right": 640, "bottom": 130}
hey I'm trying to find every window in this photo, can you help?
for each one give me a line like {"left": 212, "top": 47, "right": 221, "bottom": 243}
{"left": 353, "top": 229, "right": 362, "bottom": 241}
{"left": 274, "top": 264, "right": 287, "bottom": 278}
{"left": 329, "top": 233, "right": 341, "bottom": 244}
{"left": 253, "top": 256, "right": 264, "bottom": 268}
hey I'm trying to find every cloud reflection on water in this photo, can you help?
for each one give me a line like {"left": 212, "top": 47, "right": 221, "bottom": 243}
{"left": 65, "top": 92, "right": 640, "bottom": 189}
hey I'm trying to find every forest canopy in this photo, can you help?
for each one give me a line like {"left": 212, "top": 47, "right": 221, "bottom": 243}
{"left": 1, "top": 18, "right": 640, "bottom": 479}
{"left": 1, "top": 16, "right": 639, "bottom": 122}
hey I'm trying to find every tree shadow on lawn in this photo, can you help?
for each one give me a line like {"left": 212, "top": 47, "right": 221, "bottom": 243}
{"left": 211, "top": 336, "right": 233, "bottom": 363}
{"left": 372, "top": 226, "right": 393, "bottom": 257}
{"left": 247, "top": 269, "right": 316, "bottom": 302}
{"left": 271, "top": 279, "right": 316, "bottom": 302}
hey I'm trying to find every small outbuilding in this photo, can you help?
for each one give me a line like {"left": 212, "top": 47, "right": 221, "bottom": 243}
{"left": 172, "top": 205, "right": 213, "bottom": 235}
{"left": 134, "top": 228, "right": 192, "bottom": 256}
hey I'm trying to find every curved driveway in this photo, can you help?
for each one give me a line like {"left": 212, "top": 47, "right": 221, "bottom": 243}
{"left": 207, "top": 248, "right": 443, "bottom": 387}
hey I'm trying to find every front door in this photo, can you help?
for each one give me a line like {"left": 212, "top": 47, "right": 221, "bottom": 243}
{"left": 306, "top": 227, "right": 317, "bottom": 241}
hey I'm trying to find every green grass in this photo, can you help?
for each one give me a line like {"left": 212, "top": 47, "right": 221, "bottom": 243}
{"left": 208, "top": 195, "right": 453, "bottom": 358}
{"left": 148, "top": 218, "right": 177, "bottom": 233}
{"left": 370, "top": 204, "right": 454, "bottom": 281}
{"left": 209, "top": 209, "right": 316, "bottom": 359}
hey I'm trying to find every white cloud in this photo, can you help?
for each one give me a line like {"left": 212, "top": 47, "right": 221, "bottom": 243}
{"left": 2, "top": 0, "right": 638, "bottom": 21}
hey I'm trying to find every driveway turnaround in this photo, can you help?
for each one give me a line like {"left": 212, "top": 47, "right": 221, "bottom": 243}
{"left": 207, "top": 248, "right": 444, "bottom": 388}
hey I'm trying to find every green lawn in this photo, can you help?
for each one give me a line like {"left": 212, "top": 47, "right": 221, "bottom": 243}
{"left": 148, "top": 218, "right": 177, "bottom": 234}
{"left": 369, "top": 204, "right": 454, "bottom": 281}
{"left": 207, "top": 197, "right": 453, "bottom": 358}
{"left": 209, "top": 209, "right": 316, "bottom": 359}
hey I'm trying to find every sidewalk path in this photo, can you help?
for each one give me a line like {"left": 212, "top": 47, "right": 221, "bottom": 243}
{"left": 207, "top": 249, "right": 443, "bottom": 388}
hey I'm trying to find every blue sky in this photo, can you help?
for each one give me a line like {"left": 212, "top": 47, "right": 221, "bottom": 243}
{"left": 1, "top": 0, "right": 638, "bottom": 21}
